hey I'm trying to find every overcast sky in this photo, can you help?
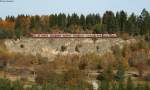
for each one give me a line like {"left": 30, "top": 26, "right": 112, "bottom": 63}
{"left": 0, "top": 0, "right": 150, "bottom": 18}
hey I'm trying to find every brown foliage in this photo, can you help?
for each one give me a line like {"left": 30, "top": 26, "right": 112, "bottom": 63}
{"left": 9, "top": 53, "right": 37, "bottom": 67}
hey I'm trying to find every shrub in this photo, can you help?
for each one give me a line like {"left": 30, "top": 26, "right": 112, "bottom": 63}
{"left": 144, "top": 74, "right": 150, "bottom": 81}
{"left": 75, "top": 44, "right": 82, "bottom": 52}
{"left": 0, "top": 78, "right": 11, "bottom": 90}
{"left": 97, "top": 66, "right": 114, "bottom": 81}
{"left": 120, "top": 33, "right": 130, "bottom": 40}
{"left": 96, "top": 46, "right": 99, "bottom": 52}
{"left": 11, "top": 81, "right": 24, "bottom": 90}
{"left": 61, "top": 45, "right": 67, "bottom": 52}
{"left": 20, "top": 44, "right": 24, "bottom": 48}
{"left": 145, "top": 34, "right": 150, "bottom": 41}
{"left": 78, "top": 59, "right": 87, "bottom": 70}
{"left": 126, "top": 77, "right": 135, "bottom": 90}
{"left": 115, "top": 64, "right": 125, "bottom": 81}
{"left": 35, "top": 64, "right": 59, "bottom": 85}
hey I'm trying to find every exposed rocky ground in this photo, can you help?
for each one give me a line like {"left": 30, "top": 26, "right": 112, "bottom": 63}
{"left": 4, "top": 37, "right": 136, "bottom": 61}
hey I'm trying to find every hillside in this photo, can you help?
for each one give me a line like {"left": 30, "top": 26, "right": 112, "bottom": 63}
{"left": 0, "top": 36, "right": 150, "bottom": 90}
{"left": 4, "top": 37, "right": 136, "bottom": 61}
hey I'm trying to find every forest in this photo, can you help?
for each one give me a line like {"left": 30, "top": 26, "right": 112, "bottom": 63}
{"left": 0, "top": 9, "right": 150, "bottom": 39}
{"left": 0, "top": 9, "right": 150, "bottom": 90}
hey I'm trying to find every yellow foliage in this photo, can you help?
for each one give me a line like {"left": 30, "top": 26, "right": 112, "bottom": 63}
{"left": 0, "top": 40, "right": 13, "bottom": 59}
{"left": 100, "top": 52, "right": 116, "bottom": 69}
{"left": 122, "top": 57, "right": 129, "bottom": 70}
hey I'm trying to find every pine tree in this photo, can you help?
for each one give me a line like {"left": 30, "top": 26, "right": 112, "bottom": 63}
{"left": 100, "top": 80, "right": 110, "bottom": 90}
{"left": 126, "top": 13, "right": 138, "bottom": 35}
{"left": 116, "top": 11, "right": 127, "bottom": 33}
{"left": 102, "top": 11, "right": 116, "bottom": 33}
{"left": 80, "top": 14, "right": 86, "bottom": 27}
{"left": 115, "top": 63, "right": 125, "bottom": 81}
{"left": 126, "top": 77, "right": 134, "bottom": 90}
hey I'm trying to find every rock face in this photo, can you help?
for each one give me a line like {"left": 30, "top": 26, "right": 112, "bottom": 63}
{"left": 4, "top": 37, "right": 136, "bottom": 61}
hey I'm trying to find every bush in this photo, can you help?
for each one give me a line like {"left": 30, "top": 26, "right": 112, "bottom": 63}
{"left": 78, "top": 59, "right": 87, "bottom": 70}
{"left": 120, "top": 33, "right": 130, "bottom": 40}
{"left": 97, "top": 66, "right": 114, "bottom": 81}
{"left": 145, "top": 34, "right": 150, "bottom": 41}
{"left": 75, "top": 44, "right": 82, "bottom": 52}
{"left": 144, "top": 74, "right": 150, "bottom": 81}
{"left": 115, "top": 64, "right": 125, "bottom": 81}
{"left": 11, "top": 81, "right": 24, "bottom": 90}
{"left": 61, "top": 45, "right": 67, "bottom": 52}
{"left": 35, "top": 64, "right": 92, "bottom": 89}
{"left": 0, "top": 78, "right": 11, "bottom": 90}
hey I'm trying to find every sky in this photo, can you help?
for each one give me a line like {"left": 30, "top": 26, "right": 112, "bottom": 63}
{"left": 0, "top": 0, "right": 150, "bottom": 18}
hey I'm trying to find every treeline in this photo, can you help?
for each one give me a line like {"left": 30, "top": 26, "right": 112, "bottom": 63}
{"left": 0, "top": 9, "right": 150, "bottom": 38}
{"left": 0, "top": 77, "right": 149, "bottom": 90}
{"left": 0, "top": 78, "right": 92, "bottom": 90}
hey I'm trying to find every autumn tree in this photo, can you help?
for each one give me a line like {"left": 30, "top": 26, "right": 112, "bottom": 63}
{"left": 0, "top": 9, "right": 150, "bottom": 37}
